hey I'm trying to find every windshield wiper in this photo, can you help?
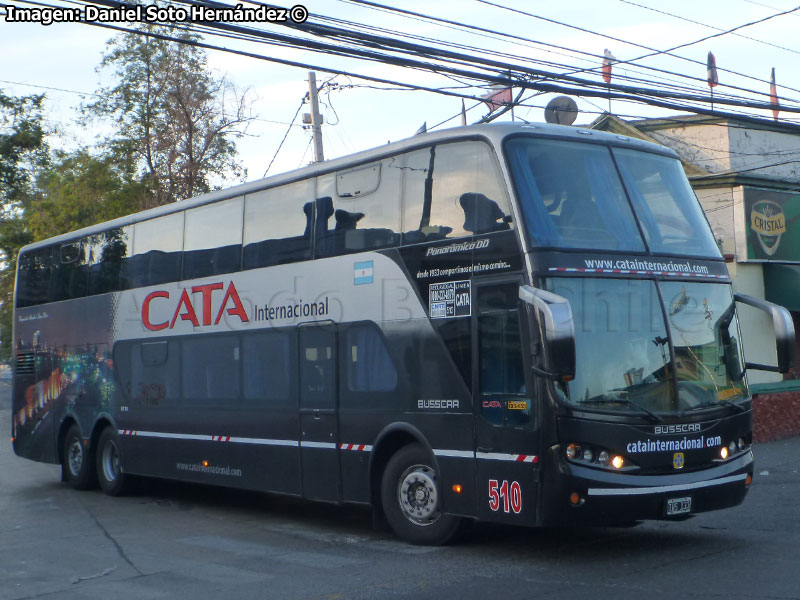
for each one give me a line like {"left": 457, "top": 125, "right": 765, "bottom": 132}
{"left": 578, "top": 396, "right": 664, "bottom": 423}
{"left": 683, "top": 398, "right": 746, "bottom": 414}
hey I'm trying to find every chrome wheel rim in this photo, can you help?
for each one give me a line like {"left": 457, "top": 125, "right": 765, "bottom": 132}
{"left": 397, "top": 464, "right": 440, "bottom": 526}
{"left": 101, "top": 441, "right": 119, "bottom": 483}
{"left": 67, "top": 439, "right": 83, "bottom": 477}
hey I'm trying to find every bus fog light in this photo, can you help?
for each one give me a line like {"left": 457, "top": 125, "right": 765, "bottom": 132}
{"left": 582, "top": 448, "right": 594, "bottom": 462}
{"left": 598, "top": 451, "right": 610, "bottom": 466}
{"left": 569, "top": 492, "right": 584, "bottom": 506}
{"left": 720, "top": 446, "right": 729, "bottom": 460}
{"left": 738, "top": 438, "right": 747, "bottom": 451}
{"left": 611, "top": 455, "right": 624, "bottom": 469}
{"left": 729, "top": 441, "right": 736, "bottom": 455}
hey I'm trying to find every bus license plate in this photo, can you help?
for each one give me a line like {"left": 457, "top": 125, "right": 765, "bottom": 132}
{"left": 666, "top": 496, "right": 692, "bottom": 516}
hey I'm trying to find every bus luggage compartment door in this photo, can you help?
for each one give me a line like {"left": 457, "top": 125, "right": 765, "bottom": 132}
{"left": 298, "top": 322, "right": 341, "bottom": 502}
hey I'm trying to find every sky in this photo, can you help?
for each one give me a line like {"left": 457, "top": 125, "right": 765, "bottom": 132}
{"left": 2, "top": 0, "right": 800, "bottom": 187}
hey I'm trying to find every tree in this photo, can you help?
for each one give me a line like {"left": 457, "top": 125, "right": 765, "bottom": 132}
{"left": 84, "top": 25, "right": 253, "bottom": 207}
{"left": 0, "top": 90, "right": 48, "bottom": 360}
{"left": 25, "top": 150, "right": 148, "bottom": 240}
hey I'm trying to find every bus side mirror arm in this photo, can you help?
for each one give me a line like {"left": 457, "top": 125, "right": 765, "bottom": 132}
{"left": 734, "top": 292, "right": 796, "bottom": 374}
{"left": 519, "top": 285, "right": 576, "bottom": 382}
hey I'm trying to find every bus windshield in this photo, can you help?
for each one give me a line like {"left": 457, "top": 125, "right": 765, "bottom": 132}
{"left": 545, "top": 278, "right": 748, "bottom": 417}
{"left": 505, "top": 137, "right": 721, "bottom": 258}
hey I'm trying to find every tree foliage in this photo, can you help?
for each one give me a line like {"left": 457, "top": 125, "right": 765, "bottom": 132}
{"left": 0, "top": 30, "right": 252, "bottom": 359}
{"left": 0, "top": 91, "right": 48, "bottom": 360}
{"left": 27, "top": 151, "right": 148, "bottom": 240}
{"left": 84, "top": 26, "right": 252, "bottom": 207}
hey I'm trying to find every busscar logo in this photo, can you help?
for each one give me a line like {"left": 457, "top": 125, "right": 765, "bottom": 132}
{"left": 751, "top": 200, "right": 786, "bottom": 256}
{"left": 142, "top": 281, "right": 249, "bottom": 331}
{"left": 418, "top": 399, "right": 460, "bottom": 409}
{"left": 654, "top": 424, "right": 701, "bottom": 435}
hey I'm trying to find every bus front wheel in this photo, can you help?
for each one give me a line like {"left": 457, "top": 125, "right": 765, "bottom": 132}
{"left": 96, "top": 427, "right": 128, "bottom": 496}
{"left": 381, "top": 444, "right": 460, "bottom": 545}
{"left": 62, "top": 424, "right": 96, "bottom": 490}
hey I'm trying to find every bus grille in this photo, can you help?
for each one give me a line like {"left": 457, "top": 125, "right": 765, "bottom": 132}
{"left": 15, "top": 352, "right": 35, "bottom": 376}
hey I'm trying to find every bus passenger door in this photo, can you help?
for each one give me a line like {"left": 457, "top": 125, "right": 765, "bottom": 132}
{"left": 473, "top": 280, "right": 540, "bottom": 526}
{"left": 298, "top": 322, "right": 341, "bottom": 502}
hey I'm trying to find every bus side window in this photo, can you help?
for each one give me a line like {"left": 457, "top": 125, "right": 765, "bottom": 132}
{"left": 56, "top": 240, "right": 87, "bottom": 301}
{"left": 131, "top": 212, "right": 184, "bottom": 288}
{"left": 402, "top": 141, "right": 512, "bottom": 245}
{"left": 344, "top": 323, "right": 398, "bottom": 393}
{"left": 315, "top": 158, "right": 402, "bottom": 258}
{"left": 182, "top": 335, "right": 240, "bottom": 402}
{"left": 17, "top": 248, "right": 53, "bottom": 308}
{"left": 86, "top": 226, "right": 133, "bottom": 295}
{"left": 183, "top": 197, "right": 243, "bottom": 279}
{"left": 243, "top": 180, "right": 314, "bottom": 269}
{"left": 242, "top": 331, "right": 293, "bottom": 404}
{"left": 123, "top": 340, "right": 180, "bottom": 405}
{"left": 477, "top": 284, "right": 529, "bottom": 427}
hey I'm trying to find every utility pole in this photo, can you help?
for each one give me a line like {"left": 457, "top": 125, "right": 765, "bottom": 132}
{"left": 307, "top": 71, "right": 324, "bottom": 163}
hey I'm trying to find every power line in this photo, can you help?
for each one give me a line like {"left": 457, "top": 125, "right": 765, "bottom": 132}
{"left": 474, "top": 0, "right": 800, "bottom": 95}
{"left": 263, "top": 95, "right": 305, "bottom": 177}
{"left": 339, "top": 0, "right": 800, "bottom": 104}
{"left": 7, "top": 0, "right": 800, "bottom": 139}
{"left": 618, "top": 0, "right": 800, "bottom": 56}
{"left": 0, "top": 78, "right": 100, "bottom": 97}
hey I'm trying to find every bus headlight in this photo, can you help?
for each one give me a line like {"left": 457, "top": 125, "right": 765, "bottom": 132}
{"left": 566, "top": 443, "right": 579, "bottom": 460}
{"left": 563, "top": 443, "right": 634, "bottom": 471}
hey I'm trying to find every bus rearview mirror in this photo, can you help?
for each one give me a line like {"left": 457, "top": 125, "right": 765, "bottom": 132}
{"left": 519, "top": 285, "right": 576, "bottom": 382}
{"left": 734, "top": 293, "right": 796, "bottom": 374}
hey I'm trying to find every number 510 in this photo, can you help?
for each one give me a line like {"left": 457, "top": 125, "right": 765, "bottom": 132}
{"left": 488, "top": 479, "right": 522, "bottom": 514}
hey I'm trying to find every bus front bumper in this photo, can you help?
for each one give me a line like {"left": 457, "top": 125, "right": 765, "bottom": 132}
{"left": 541, "top": 449, "right": 754, "bottom": 525}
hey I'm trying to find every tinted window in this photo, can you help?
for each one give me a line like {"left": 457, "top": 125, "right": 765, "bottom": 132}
{"left": 506, "top": 138, "right": 645, "bottom": 252}
{"left": 121, "top": 340, "right": 181, "bottom": 404}
{"left": 183, "top": 197, "right": 243, "bottom": 279}
{"left": 182, "top": 335, "right": 240, "bottom": 400}
{"left": 242, "top": 180, "right": 314, "bottom": 268}
{"left": 478, "top": 284, "right": 528, "bottom": 426}
{"left": 299, "top": 324, "right": 336, "bottom": 409}
{"left": 242, "top": 331, "right": 293, "bottom": 403}
{"left": 131, "top": 212, "right": 184, "bottom": 287}
{"left": 345, "top": 324, "right": 397, "bottom": 392}
{"left": 613, "top": 148, "right": 721, "bottom": 258}
{"left": 56, "top": 240, "right": 88, "bottom": 300}
{"left": 402, "top": 141, "right": 512, "bottom": 244}
{"left": 86, "top": 227, "right": 133, "bottom": 295}
{"left": 315, "top": 158, "right": 402, "bottom": 257}
{"left": 17, "top": 247, "right": 54, "bottom": 307}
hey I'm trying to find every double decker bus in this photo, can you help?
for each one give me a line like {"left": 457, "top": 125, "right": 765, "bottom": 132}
{"left": 12, "top": 123, "right": 794, "bottom": 545}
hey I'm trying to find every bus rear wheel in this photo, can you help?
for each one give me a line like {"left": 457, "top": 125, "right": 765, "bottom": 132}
{"left": 381, "top": 444, "right": 460, "bottom": 545}
{"left": 62, "top": 424, "right": 96, "bottom": 490}
{"left": 96, "top": 427, "right": 128, "bottom": 496}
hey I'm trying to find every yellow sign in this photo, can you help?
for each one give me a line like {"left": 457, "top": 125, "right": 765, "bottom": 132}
{"left": 751, "top": 203, "right": 786, "bottom": 236}
{"left": 508, "top": 400, "right": 528, "bottom": 411}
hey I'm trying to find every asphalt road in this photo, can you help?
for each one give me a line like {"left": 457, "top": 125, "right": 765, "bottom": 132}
{"left": 2, "top": 383, "right": 799, "bottom": 600}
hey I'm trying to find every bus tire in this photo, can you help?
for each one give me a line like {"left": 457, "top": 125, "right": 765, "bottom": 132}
{"left": 96, "top": 427, "right": 128, "bottom": 496}
{"left": 381, "top": 444, "right": 460, "bottom": 545}
{"left": 62, "top": 424, "right": 96, "bottom": 490}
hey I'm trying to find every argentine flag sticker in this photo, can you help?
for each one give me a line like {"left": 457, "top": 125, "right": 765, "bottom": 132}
{"left": 354, "top": 260, "right": 374, "bottom": 285}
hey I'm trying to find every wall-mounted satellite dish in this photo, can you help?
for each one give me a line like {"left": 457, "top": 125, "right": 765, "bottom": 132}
{"left": 544, "top": 96, "right": 578, "bottom": 125}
